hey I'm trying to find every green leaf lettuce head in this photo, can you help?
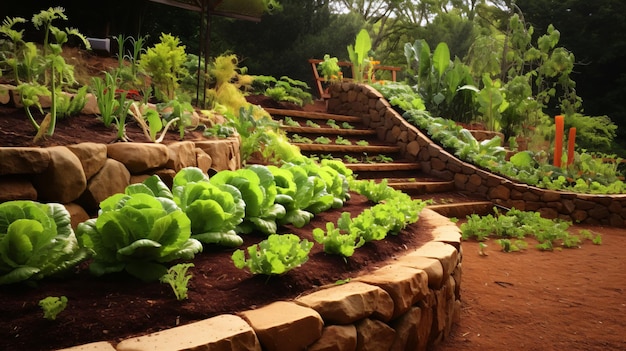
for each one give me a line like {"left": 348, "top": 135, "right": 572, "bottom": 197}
{"left": 209, "top": 166, "right": 286, "bottom": 235}
{"left": 77, "top": 189, "right": 202, "bottom": 282}
{"left": 173, "top": 167, "right": 246, "bottom": 247}
{"left": 0, "top": 201, "right": 91, "bottom": 285}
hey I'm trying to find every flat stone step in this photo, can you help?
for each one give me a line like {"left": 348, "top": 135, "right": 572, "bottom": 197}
{"left": 345, "top": 162, "right": 421, "bottom": 172}
{"left": 387, "top": 179, "right": 455, "bottom": 194}
{"left": 295, "top": 144, "right": 400, "bottom": 153}
{"left": 266, "top": 108, "right": 362, "bottom": 123}
{"left": 426, "top": 201, "right": 494, "bottom": 218}
{"left": 282, "top": 126, "right": 376, "bottom": 136}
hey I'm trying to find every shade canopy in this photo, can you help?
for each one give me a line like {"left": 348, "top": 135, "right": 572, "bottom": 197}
{"left": 147, "top": 0, "right": 267, "bottom": 22}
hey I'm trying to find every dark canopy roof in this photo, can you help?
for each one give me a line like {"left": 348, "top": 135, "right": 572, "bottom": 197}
{"left": 147, "top": 0, "right": 266, "bottom": 22}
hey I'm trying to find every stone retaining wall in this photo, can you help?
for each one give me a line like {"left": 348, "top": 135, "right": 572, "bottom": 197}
{"left": 0, "top": 139, "right": 240, "bottom": 223}
{"left": 56, "top": 209, "right": 461, "bottom": 351}
{"left": 1, "top": 87, "right": 463, "bottom": 350}
{"left": 327, "top": 82, "right": 626, "bottom": 227}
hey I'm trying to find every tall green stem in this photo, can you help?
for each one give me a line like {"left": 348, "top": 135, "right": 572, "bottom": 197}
{"left": 47, "top": 66, "right": 56, "bottom": 136}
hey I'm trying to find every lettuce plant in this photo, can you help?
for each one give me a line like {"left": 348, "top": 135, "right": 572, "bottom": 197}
{"left": 0, "top": 201, "right": 91, "bottom": 285}
{"left": 173, "top": 167, "right": 245, "bottom": 247}
{"left": 313, "top": 222, "right": 364, "bottom": 257}
{"left": 209, "top": 165, "right": 285, "bottom": 235}
{"left": 267, "top": 165, "right": 315, "bottom": 228}
{"left": 160, "top": 263, "right": 194, "bottom": 301}
{"left": 232, "top": 234, "right": 313, "bottom": 275}
{"left": 77, "top": 176, "right": 202, "bottom": 281}
{"left": 39, "top": 296, "right": 68, "bottom": 320}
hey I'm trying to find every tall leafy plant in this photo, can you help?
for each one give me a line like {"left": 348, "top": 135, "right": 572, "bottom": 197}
{"left": 404, "top": 40, "right": 475, "bottom": 122}
{"left": 32, "top": 7, "right": 90, "bottom": 138}
{"left": 139, "top": 33, "right": 188, "bottom": 101}
{"left": 347, "top": 29, "right": 372, "bottom": 83}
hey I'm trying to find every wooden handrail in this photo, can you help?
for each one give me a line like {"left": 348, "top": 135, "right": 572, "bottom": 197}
{"left": 308, "top": 58, "right": 401, "bottom": 99}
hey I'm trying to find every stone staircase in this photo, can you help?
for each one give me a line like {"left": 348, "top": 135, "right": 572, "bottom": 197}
{"left": 265, "top": 107, "right": 494, "bottom": 219}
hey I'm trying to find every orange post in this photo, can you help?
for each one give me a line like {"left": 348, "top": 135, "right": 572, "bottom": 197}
{"left": 554, "top": 115, "right": 564, "bottom": 167}
{"left": 567, "top": 127, "right": 577, "bottom": 166}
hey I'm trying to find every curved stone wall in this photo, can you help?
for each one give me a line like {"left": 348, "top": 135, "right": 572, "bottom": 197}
{"left": 52, "top": 209, "right": 461, "bottom": 351}
{"left": 327, "top": 82, "right": 626, "bottom": 227}
{"left": 1, "top": 101, "right": 462, "bottom": 350}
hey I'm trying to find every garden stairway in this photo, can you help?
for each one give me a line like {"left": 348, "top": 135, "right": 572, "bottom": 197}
{"left": 265, "top": 107, "right": 494, "bottom": 219}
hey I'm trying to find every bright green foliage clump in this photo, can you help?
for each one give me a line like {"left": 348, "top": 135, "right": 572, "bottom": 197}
{"left": 314, "top": 179, "right": 428, "bottom": 257}
{"left": 461, "top": 208, "right": 601, "bottom": 252}
{"left": 76, "top": 176, "right": 202, "bottom": 281}
{"left": 251, "top": 75, "right": 312, "bottom": 106}
{"left": 160, "top": 263, "right": 194, "bottom": 301}
{"left": 349, "top": 178, "right": 396, "bottom": 203}
{"left": 39, "top": 296, "right": 68, "bottom": 320}
{"left": 313, "top": 222, "right": 365, "bottom": 257}
{"left": 232, "top": 234, "right": 313, "bottom": 275}
{"left": 0, "top": 201, "right": 91, "bottom": 285}
{"left": 139, "top": 33, "right": 188, "bottom": 101}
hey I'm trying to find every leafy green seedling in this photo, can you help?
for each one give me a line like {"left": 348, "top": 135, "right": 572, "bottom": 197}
{"left": 313, "top": 222, "right": 365, "bottom": 257}
{"left": 496, "top": 239, "right": 527, "bottom": 252}
{"left": 356, "top": 140, "right": 369, "bottom": 146}
{"left": 283, "top": 116, "right": 299, "bottom": 127}
{"left": 478, "top": 242, "right": 488, "bottom": 256}
{"left": 341, "top": 122, "right": 355, "bottom": 129}
{"left": 335, "top": 136, "right": 352, "bottom": 145}
{"left": 592, "top": 235, "right": 603, "bottom": 245}
{"left": 290, "top": 134, "right": 313, "bottom": 144}
{"left": 375, "top": 154, "right": 393, "bottom": 163}
{"left": 305, "top": 120, "right": 320, "bottom": 128}
{"left": 314, "top": 136, "right": 332, "bottom": 144}
{"left": 160, "top": 263, "right": 194, "bottom": 301}
{"left": 326, "top": 119, "right": 341, "bottom": 129}
{"left": 232, "top": 234, "right": 313, "bottom": 275}
{"left": 39, "top": 296, "right": 68, "bottom": 320}
{"left": 344, "top": 155, "right": 359, "bottom": 163}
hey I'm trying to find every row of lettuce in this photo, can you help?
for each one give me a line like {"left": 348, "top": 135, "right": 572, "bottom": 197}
{"left": 0, "top": 159, "right": 428, "bottom": 285}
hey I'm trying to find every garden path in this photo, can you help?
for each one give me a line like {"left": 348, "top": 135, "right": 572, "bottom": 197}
{"left": 433, "top": 223, "right": 626, "bottom": 351}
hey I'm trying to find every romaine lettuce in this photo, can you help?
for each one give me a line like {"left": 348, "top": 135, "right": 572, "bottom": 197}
{"left": 173, "top": 168, "right": 246, "bottom": 247}
{"left": 0, "top": 201, "right": 91, "bottom": 285}
{"left": 77, "top": 177, "right": 202, "bottom": 281}
{"left": 210, "top": 166, "right": 286, "bottom": 235}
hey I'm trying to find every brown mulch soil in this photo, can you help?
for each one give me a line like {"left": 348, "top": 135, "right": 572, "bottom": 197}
{"left": 0, "top": 194, "right": 433, "bottom": 351}
{"left": 433, "top": 223, "right": 626, "bottom": 351}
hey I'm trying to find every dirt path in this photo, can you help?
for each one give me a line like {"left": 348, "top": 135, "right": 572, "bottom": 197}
{"left": 433, "top": 224, "right": 626, "bottom": 351}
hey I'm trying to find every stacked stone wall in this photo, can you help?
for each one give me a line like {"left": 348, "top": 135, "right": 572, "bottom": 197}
{"left": 0, "top": 139, "right": 240, "bottom": 224}
{"left": 327, "top": 82, "right": 626, "bottom": 227}
{"left": 56, "top": 209, "right": 461, "bottom": 351}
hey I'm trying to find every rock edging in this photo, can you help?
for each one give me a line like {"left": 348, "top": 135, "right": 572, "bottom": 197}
{"left": 0, "top": 139, "right": 240, "bottom": 221}
{"left": 55, "top": 208, "right": 461, "bottom": 351}
{"left": 327, "top": 82, "right": 626, "bottom": 227}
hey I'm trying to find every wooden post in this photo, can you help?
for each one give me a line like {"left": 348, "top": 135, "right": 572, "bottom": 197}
{"left": 567, "top": 127, "right": 577, "bottom": 166}
{"left": 554, "top": 115, "right": 564, "bottom": 167}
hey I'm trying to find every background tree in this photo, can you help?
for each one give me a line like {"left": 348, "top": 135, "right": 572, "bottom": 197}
{"left": 515, "top": 0, "right": 626, "bottom": 153}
